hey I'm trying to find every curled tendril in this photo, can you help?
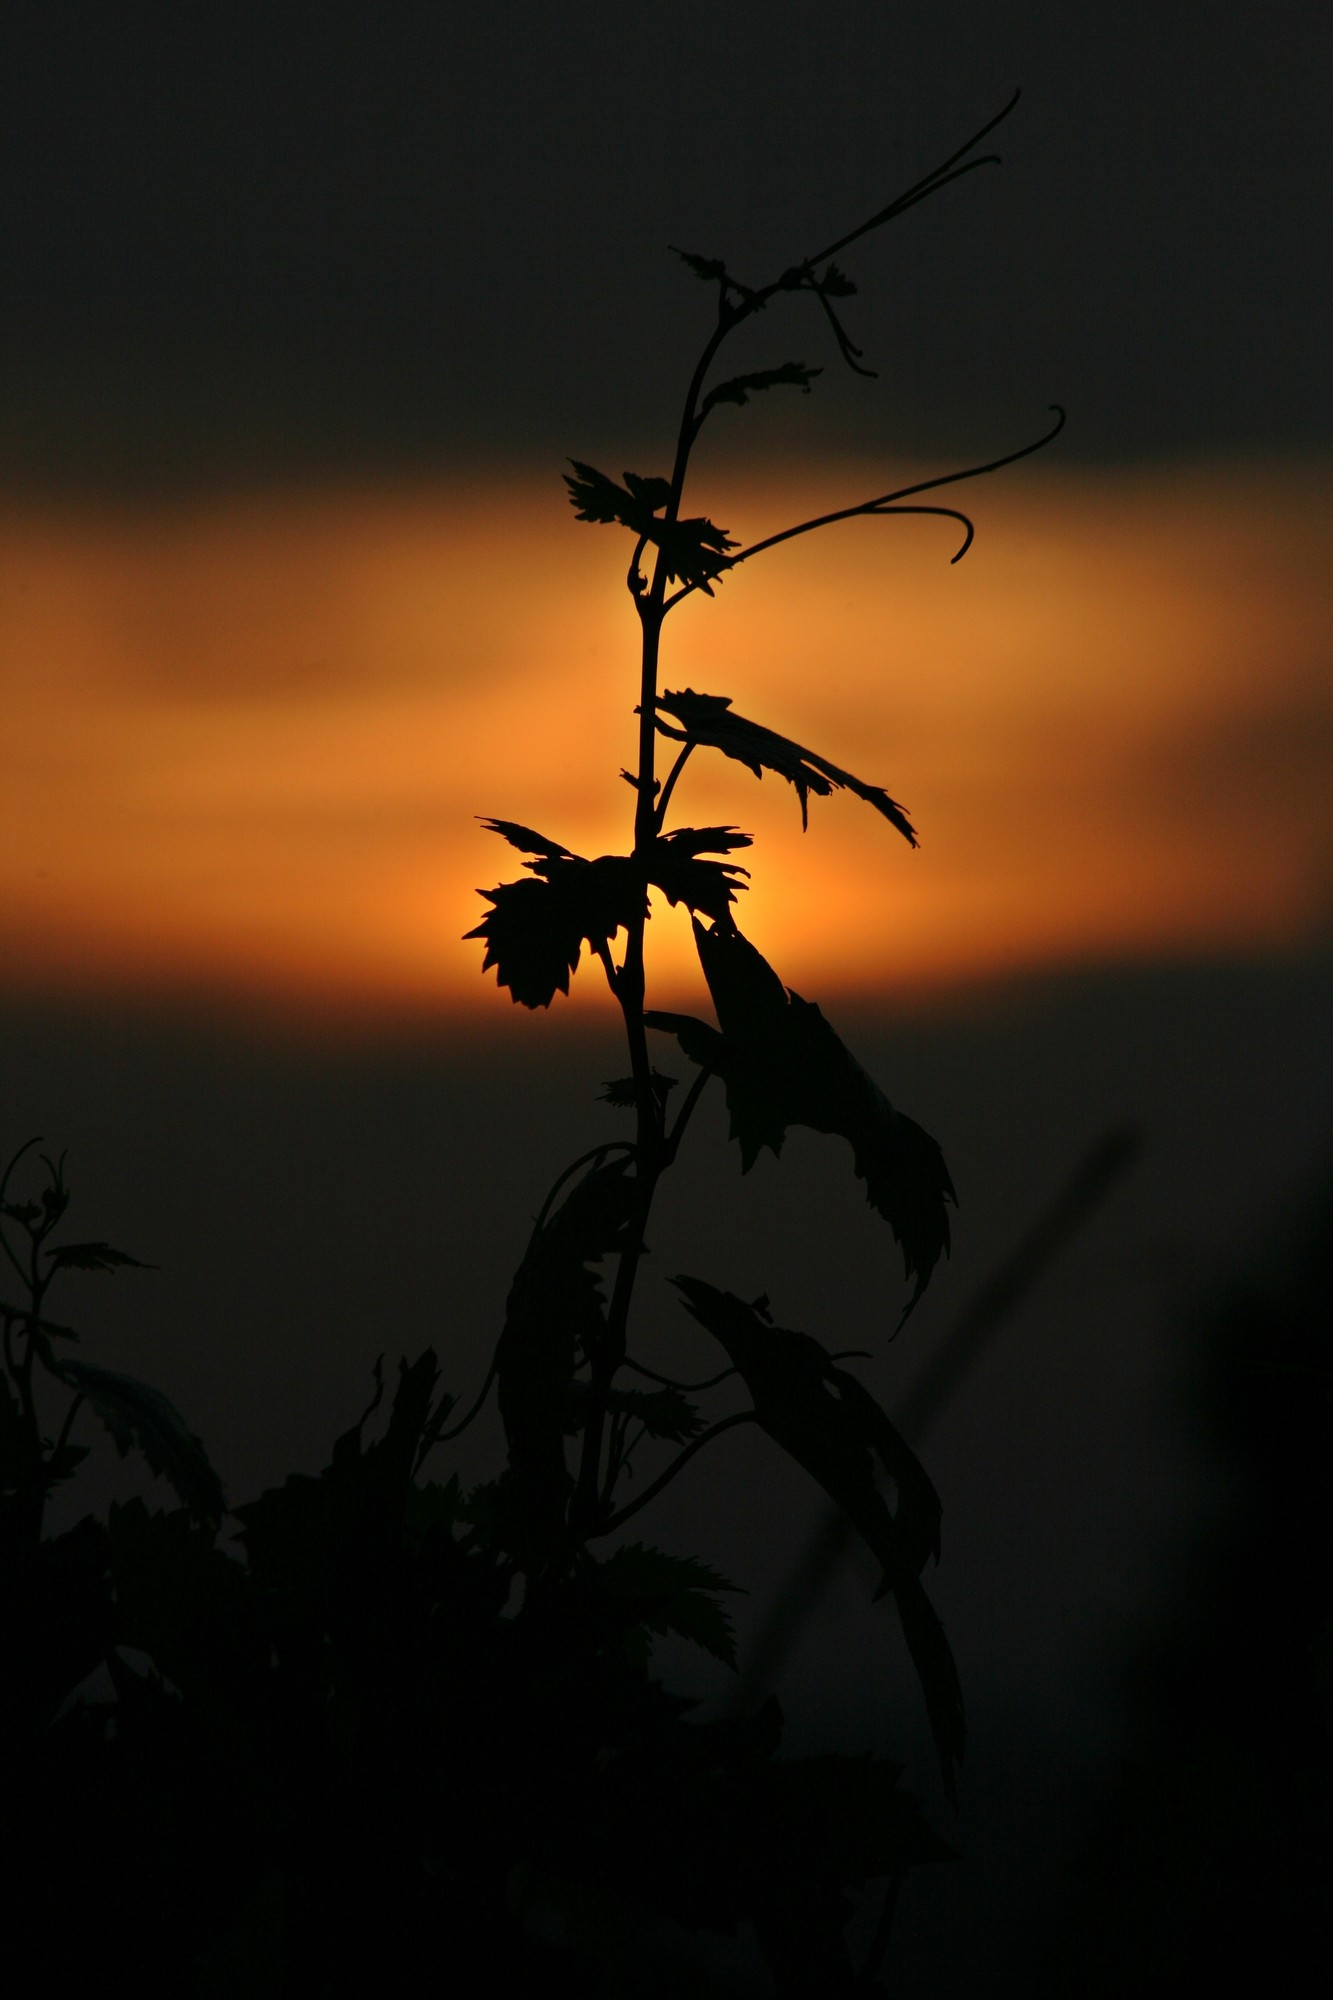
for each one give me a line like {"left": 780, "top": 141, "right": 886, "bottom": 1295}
{"left": 664, "top": 406, "right": 1066, "bottom": 610}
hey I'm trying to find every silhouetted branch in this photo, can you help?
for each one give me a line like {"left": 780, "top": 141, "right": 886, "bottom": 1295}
{"left": 594, "top": 1410, "right": 757, "bottom": 1534}
{"left": 623, "top": 1355, "right": 740, "bottom": 1394}
{"left": 803, "top": 87, "right": 1020, "bottom": 270}
{"left": 663, "top": 1061, "right": 714, "bottom": 1163}
{"left": 653, "top": 741, "right": 695, "bottom": 830}
{"left": 664, "top": 406, "right": 1066, "bottom": 610}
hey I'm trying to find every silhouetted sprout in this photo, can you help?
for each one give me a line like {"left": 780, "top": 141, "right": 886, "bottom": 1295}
{"left": 6, "top": 95, "right": 1064, "bottom": 1993}
{"left": 464, "top": 89, "right": 1062, "bottom": 1835}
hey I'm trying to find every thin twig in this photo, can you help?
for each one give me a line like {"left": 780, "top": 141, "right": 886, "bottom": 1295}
{"left": 593, "top": 1411, "right": 756, "bottom": 1535}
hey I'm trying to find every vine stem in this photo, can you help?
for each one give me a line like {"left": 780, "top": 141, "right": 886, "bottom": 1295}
{"left": 591, "top": 1411, "right": 757, "bottom": 1537}
{"left": 567, "top": 92, "right": 1038, "bottom": 1545}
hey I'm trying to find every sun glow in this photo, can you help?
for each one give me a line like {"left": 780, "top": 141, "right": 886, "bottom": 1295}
{"left": 3, "top": 462, "right": 1331, "bottom": 1026}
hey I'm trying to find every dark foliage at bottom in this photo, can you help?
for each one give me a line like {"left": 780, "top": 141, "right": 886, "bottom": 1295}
{"left": 4, "top": 1349, "right": 949, "bottom": 1996}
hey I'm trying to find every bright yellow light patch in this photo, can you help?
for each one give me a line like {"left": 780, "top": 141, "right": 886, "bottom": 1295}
{"left": 3, "top": 462, "right": 1330, "bottom": 1025}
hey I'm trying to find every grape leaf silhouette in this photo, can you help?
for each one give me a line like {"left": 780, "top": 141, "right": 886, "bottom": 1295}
{"left": 595, "top": 1542, "right": 740, "bottom": 1668}
{"left": 648, "top": 825, "right": 751, "bottom": 920}
{"left": 817, "top": 262, "right": 857, "bottom": 297}
{"left": 672, "top": 1277, "right": 964, "bottom": 1796}
{"left": 672, "top": 247, "right": 732, "bottom": 286}
{"left": 496, "top": 1154, "right": 635, "bottom": 1566}
{"left": 46, "top": 1240, "right": 155, "bottom": 1273}
{"left": 698, "top": 362, "right": 821, "bottom": 424}
{"left": 466, "top": 824, "right": 644, "bottom": 1007}
{"left": 468, "top": 820, "right": 751, "bottom": 1004}
{"left": 564, "top": 1381, "right": 702, "bottom": 1444}
{"left": 58, "top": 1359, "right": 225, "bottom": 1525}
{"left": 564, "top": 462, "right": 738, "bottom": 593}
{"left": 652, "top": 688, "right": 917, "bottom": 841}
{"left": 648, "top": 919, "right": 955, "bottom": 1316}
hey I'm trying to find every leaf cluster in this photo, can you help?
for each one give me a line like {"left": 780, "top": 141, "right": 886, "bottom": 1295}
{"left": 8, "top": 1307, "right": 949, "bottom": 1991}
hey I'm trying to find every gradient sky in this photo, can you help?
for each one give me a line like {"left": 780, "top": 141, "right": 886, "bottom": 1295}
{"left": 3, "top": 5, "right": 1331, "bottom": 1018}
{"left": 4, "top": 32, "right": 1330, "bottom": 1976}
{"left": 4, "top": 459, "right": 1331, "bottom": 1020}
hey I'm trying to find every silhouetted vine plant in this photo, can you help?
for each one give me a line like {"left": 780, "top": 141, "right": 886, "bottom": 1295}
{"left": 466, "top": 87, "right": 1060, "bottom": 1793}
{"left": 4, "top": 95, "right": 1060, "bottom": 1996}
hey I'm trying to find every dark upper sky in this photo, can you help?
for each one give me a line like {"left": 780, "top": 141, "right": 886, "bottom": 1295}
{"left": 3, "top": 2, "right": 1329, "bottom": 489}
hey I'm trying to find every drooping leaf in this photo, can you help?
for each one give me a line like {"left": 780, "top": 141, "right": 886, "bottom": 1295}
{"left": 672, "top": 1277, "right": 963, "bottom": 1795}
{"left": 564, "top": 462, "right": 738, "bottom": 594}
{"left": 650, "top": 920, "right": 955, "bottom": 1316}
{"left": 46, "top": 1240, "right": 155, "bottom": 1273}
{"left": 653, "top": 688, "right": 917, "bottom": 843}
{"left": 59, "top": 1359, "right": 224, "bottom": 1524}
{"left": 642, "top": 1009, "right": 728, "bottom": 1076}
{"left": 699, "top": 362, "right": 821, "bottom": 423}
{"left": 496, "top": 1153, "right": 636, "bottom": 1567}
{"left": 596, "top": 1542, "right": 742, "bottom": 1668}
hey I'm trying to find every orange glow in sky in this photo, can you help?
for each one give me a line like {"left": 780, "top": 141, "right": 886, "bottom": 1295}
{"left": 3, "top": 461, "right": 1331, "bottom": 1026}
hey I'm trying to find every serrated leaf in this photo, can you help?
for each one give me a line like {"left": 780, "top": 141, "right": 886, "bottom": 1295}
{"left": 3, "top": 1198, "right": 42, "bottom": 1225}
{"left": 672, "top": 247, "right": 731, "bottom": 286}
{"left": 59, "top": 1360, "right": 224, "bottom": 1524}
{"left": 564, "top": 463, "right": 738, "bottom": 593}
{"left": 699, "top": 362, "right": 821, "bottom": 423}
{"left": 475, "top": 817, "right": 576, "bottom": 862}
{"left": 672, "top": 1278, "right": 963, "bottom": 1795}
{"left": 623, "top": 469, "right": 674, "bottom": 512}
{"left": 818, "top": 262, "right": 857, "bottom": 297}
{"left": 564, "top": 460, "right": 667, "bottom": 533}
{"left": 655, "top": 516, "right": 739, "bottom": 594}
{"left": 46, "top": 1240, "right": 154, "bottom": 1273}
{"left": 466, "top": 845, "right": 643, "bottom": 1008}
{"left": 597, "top": 1542, "right": 741, "bottom": 1668}
{"left": 651, "top": 922, "right": 955, "bottom": 1316}
{"left": 648, "top": 826, "right": 751, "bottom": 921}
{"left": 599, "top": 1071, "right": 678, "bottom": 1110}
{"left": 564, "top": 1381, "right": 703, "bottom": 1444}
{"left": 497, "top": 1153, "right": 636, "bottom": 1567}
{"left": 469, "top": 822, "right": 758, "bottom": 1006}
{"left": 653, "top": 688, "right": 917, "bottom": 842}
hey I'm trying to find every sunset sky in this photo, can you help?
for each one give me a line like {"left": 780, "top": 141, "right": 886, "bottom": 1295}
{"left": 3, "top": 458, "right": 1331, "bottom": 1022}
{"left": 3, "top": 6, "right": 1330, "bottom": 1026}
{"left": 4, "top": 30, "right": 1330, "bottom": 1982}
